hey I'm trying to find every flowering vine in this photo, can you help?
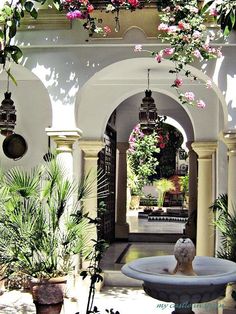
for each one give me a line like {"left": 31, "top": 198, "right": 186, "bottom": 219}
{"left": 128, "top": 124, "right": 169, "bottom": 190}
{"left": 135, "top": 0, "right": 224, "bottom": 108}
{"left": 0, "top": 0, "right": 235, "bottom": 88}
{"left": 62, "top": 0, "right": 141, "bottom": 36}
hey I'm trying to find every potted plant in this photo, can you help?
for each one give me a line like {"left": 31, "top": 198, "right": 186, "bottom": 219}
{"left": 210, "top": 194, "right": 236, "bottom": 310}
{"left": 0, "top": 157, "right": 94, "bottom": 313}
{"left": 127, "top": 161, "right": 142, "bottom": 209}
{"left": 154, "top": 178, "right": 175, "bottom": 208}
{"left": 179, "top": 175, "right": 189, "bottom": 208}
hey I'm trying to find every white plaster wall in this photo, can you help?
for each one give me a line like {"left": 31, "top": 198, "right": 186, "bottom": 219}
{"left": 0, "top": 80, "right": 51, "bottom": 170}
{"left": 14, "top": 24, "right": 233, "bottom": 137}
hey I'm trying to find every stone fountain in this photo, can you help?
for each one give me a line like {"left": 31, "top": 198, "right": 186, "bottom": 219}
{"left": 121, "top": 238, "right": 236, "bottom": 314}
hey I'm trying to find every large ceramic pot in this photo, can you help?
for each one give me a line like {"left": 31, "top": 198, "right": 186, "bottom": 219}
{"left": 29, "top": 276, "right": 67, "bottom": 314}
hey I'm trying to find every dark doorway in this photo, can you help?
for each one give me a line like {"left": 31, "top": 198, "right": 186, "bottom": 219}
{"left": 97, "top": 125, "right": 116, "bottom": 243}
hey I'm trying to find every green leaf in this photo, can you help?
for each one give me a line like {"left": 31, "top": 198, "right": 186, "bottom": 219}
{"left": 201, "top": 0, "right": 214, "bottom": 15}
{"left": 230, "top": 10, "right": 236, "bottom": 28}
{"left": 6, "top": 69, "right": 17, "bottom": 86}
{"left": 53, "top": 0, "right": 62, "bottom": 11}
{"left": 24, "top": 1, "right": 34, "bottom": 12}
{"left": 223, "top": 25, "right": 230, "bottom": 37}
{"left": 7, "top": 45, "right": 23, "bottom": 64}
{"left": 30, "top": 8, "right": 38, "bottom": 19}
{"left": 9, "top": 21, "right": 17, "bottom": 38}
{"left": 3, "top": 5, "right": 12, "bottom": 16}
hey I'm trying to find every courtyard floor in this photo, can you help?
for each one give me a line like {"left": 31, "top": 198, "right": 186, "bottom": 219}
{"left": 0, "top": 287, "right": 220, "bottom": 314}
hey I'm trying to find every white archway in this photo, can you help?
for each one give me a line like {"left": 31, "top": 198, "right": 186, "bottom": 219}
{"left": 76, "top": 57, "right": 228, "bottom": 141}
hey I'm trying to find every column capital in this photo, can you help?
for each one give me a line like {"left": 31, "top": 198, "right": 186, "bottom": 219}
{"left": 192, "top": 141, "right": 217, "bottom": 159}
{"left": 186, "top": 141, "right": 194, "bottom": 151}
{"left": 79, "top": 140, "right": 105, "bottom": 158}
{"left": 117, "top": 142, "right": 129, "bottom": 153}
{"left": 222, "top": 130, "right": 236, "bottom": 155}
{"left": 45, "top": 128, "right": 82, "bottom": 153}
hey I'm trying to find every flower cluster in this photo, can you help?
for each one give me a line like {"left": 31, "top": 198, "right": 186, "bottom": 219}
{"left": 62, "top": 0, "right": 140, "bottom": 36}
{"left": 135, "top": 0, "right": 223, "bottom": 107}
{"left": 128, "top": 124, "right": 168, "bottom": 188}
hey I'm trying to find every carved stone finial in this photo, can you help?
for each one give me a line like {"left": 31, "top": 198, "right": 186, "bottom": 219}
{"left": 173, "top": 237, "right": 196, "bottom": 276}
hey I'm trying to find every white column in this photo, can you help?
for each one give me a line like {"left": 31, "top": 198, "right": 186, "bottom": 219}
{"left": 116, "top": 142, "right": 130, "bottom": 239}
{"left": 192, "top": 142, "right": 217, "bottom": 256}
{"left": 223, "top": 131, "right": 236, "bottom": 215}
{"left": 79, "top": 140, "right": 105, "bottom": 239}
{"left": 46, "top": 128, "right": 81, "bottom": 180}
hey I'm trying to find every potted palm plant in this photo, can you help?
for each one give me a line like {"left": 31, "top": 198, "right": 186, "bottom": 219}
{"left": 0, "top": 156, "right": 95, "bottom": 313}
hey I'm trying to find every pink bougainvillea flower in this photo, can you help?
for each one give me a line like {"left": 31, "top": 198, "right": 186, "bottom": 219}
{"left": 104, "top": 26, "right": 112, "bottom": 33}
{"left": 163, "top": 47, "right": 175, "bottom": 56}
{"left": 87, "top": 4, "right": 94, "bottom": 13}
{"left": 174, "top": 78, "right": 183, "bottom": 87}
{"left": 160, "top": 143, "right": 165, "bottom": 149}
{"left": 197, "top": 99, "right": 206, "bottom": 108}
{"left": 174, "top": 5, "right": 181, "bottom": 12}
{"left": 167, "top": 25, "right": 177, "bottom": 33}
{"left": 158, "top": 23, "right": 169, "bottom": 31}
{"left": 155, "top": 52, "right": 163, "bottom": 63}
{"left": 66, "top": 11, "right": 83, "bottom": 20}
{"left": 134, "top": 44, "right": 142, "bottom": 52}
{"left": 192, "top": 30, "right": 201, "bottom": 39}
{"left": 206, "top": 80, "right": 212, "bottom": 89}
{"left": 193, "top": 49, "right": 202, "bottom": 58}
{"left": 184, "top": 92, "right": 195, "bottom": 101}
{"left": 128, "top": 0, "right": 139, "bottom": 7}
{"left": 162, "top": 6, "right": 170, "bottom": 13}
{"left": 178, "top": 21, "right": 185, "bottom": 30}
{"left": 182, "top": 35, "right": 190, "bottom": 42}
{"left": 210, "top": 8, "right": 218, "bottom": 17}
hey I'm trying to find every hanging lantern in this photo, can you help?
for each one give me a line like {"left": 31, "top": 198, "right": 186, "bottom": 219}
{"left": 0, "top": 92, "right": 16, "bottom": 136}
{"left": 139, "top": 89, "right": 158, "bottom": 135}
{"left": 139, "top": 69, "right": 167, "bottom": 135}
{"left": 139, "top": 69, "right": 158, "bottom": 135}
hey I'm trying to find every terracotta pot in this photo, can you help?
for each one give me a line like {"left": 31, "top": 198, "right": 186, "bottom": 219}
{"left": 30, "top": 276, "right": 67, "bottom": 314}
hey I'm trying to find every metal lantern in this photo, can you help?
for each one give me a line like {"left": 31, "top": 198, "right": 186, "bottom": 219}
{"left": 139, "top": 89, "right": 158, "bottom": 135}
{"left": 0, "top": 92, "right": 16, "bottom": 136}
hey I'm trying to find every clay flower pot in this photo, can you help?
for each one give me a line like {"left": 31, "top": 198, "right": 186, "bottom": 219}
{"left": 29, "top": 276, "right": 67, "bottom": 314}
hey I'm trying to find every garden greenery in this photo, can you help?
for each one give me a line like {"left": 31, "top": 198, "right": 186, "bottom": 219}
{"left": 127, "top": 124, "right": 162, "bottom": 191}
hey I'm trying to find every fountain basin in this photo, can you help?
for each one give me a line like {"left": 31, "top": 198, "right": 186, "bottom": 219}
{"left": 122, "top": 255, "right": 236, "bottom": 309}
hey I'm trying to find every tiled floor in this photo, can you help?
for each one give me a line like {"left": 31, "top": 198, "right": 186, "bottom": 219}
{"left": 0, "top": 288, "right": 220, "bottom": 314}
{"left": 101, "top": 210, "right": 185, "bottom": 271}
{"left": 127, "top": 209, "right": 186, "bottom": 234}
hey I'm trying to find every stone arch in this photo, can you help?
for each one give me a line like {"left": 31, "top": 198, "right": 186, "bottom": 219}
{"left": 76, "top": 57, "right": 228, "bottom": 142}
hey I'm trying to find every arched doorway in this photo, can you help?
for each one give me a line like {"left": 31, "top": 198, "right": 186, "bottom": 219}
{"left": 76, "top": 57, "right": 228, "bottom": 257}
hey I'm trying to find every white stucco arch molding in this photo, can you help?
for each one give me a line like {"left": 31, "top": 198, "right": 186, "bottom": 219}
{"left": 76, "top": 58, "right": 228, "bottom": 141}
{"left": 0, "top": 63, "right": 52, "bottom": 121}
